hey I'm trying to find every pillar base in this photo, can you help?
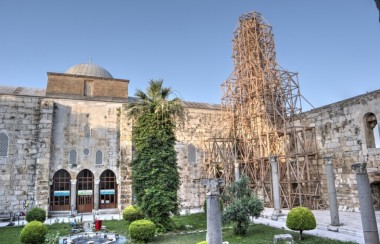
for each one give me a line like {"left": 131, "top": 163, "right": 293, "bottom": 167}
{"left": 271, "top": 209, "right": 283, "bottom": 220}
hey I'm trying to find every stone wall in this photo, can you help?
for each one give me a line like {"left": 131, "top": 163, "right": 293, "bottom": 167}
{"left": 175, "top": 106, "right": 223, "bottom": 210}
{"left": 0, "top": 95, "right": 41, "bottom": 215}
{"left": 34, "top": 99, "right": 54, "bottom": 212}
{"left": 50, "top": 99, "right": 124, "bottom": 210}
{"left": 303, "top": 90, "right": 380, "bottom": 209}
{"left": 46, "top": 73, "right": 129, "bottom": 99}
{"left": 119, "top": 105, "right": 133, "bottom": 208}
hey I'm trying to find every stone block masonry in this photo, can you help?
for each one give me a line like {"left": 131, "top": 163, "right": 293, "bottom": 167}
{"left": 0, "top": 95, "right": 42, "bottom": 215}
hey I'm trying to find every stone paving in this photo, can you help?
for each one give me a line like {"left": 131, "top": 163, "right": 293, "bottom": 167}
{"left": 1, "top": 208, "right": 380, "bottom": 243}
{"left": 257, "top": 208, "right": 380, "bottom": 244}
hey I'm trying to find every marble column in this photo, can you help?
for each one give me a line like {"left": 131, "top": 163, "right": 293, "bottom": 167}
{"left": 352, "top": 163, "right": 379, "bottom": 244}
{"left": 70, "top": 179, "right": 77, "bottom": 214}
{"left": 324, "top": 156, "right": 340, "bottom": 226}
{"left": 94, "top": 179, "right": 100, "bottom": 210}
{"left": 202, "top": 178, "right": 224, "bottom": 244}
{"left": 270, "top": 156, "right": 281, "bottom": 220}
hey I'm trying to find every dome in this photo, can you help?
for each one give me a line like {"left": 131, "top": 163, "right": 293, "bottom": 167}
{"left": 65, "top": 63, "right": 113, "bottom": 78}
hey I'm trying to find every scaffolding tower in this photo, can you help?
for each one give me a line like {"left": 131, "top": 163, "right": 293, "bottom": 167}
{"left": 204, "top": 12, "right": 321, "bottom": 209}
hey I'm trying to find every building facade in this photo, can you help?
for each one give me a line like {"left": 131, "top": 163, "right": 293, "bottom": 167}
{"left": 0, "top": 63, "right": 220, "bottom": 216}
{"left": 0, "top": 63, "right": 379, "bottom": 216}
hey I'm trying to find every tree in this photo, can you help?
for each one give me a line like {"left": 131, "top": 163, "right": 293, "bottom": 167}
{"left": 286, "top": 207, "right": 316, "bottom": 240}
{"left": 222, "top": 175, "right": 264, "bottom": 235}
{"left": 127, "top": 80, "right": 183, "bottom": 231}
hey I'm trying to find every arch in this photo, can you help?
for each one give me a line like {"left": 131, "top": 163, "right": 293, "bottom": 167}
{"left": 188, "top": 144, "right": 197, "bottom": 165}
{"left": 0, "top": 132, "right": 9, "bottom": 157}
{"left": 50, "top": 169, "right": 71, "bottom": 211}
{"left": 69, "top": 150, "right": 77, "bottom": 165}
{"left": 364, "top": 113, "right": 380, "bottom": 148}
{"left": 77, "top": 169, "right": 94, "bottom": 212}
{"left": 99, "top": 170, "right": 117, "bottom": 209}
{"left": 95, "top": 150, "right": 103, "bottom": 165}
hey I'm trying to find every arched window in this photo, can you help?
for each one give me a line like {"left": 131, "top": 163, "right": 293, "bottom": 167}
{"left": 84, "top": 81, "right": 93, "bottom": 96}
{"left": 77, "top": 169, "right": 94, "bottom": 212}
{"left": 96, "top": 150, "right": 103, "bottom": 165}
{"left": 188, "top": 144, "right": 197, "bottom": 165}
{"left": 99, "top": 170, "right": 117, "bottom": 209}
{"left": 84, "top": 123, "right": 91, "bottom": 138}
{"left": 50, "top": 169, "right": 71, "bottom": 211}
{"left": 364, "top": 113, "right": 380, "bottom": 148}
{"left": 69, "top": 150, "right": 77, "bottom": 165}
{"left": 0, "top": 132, "right": 9, "bottom": 157}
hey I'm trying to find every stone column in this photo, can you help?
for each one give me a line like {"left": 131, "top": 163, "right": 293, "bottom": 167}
{"left": 202, "top": 178, "right": 224, "bottom": 244}
{"left": 324, "top": 156, "right": 340, "bottom": 226}
{"left": 234, "top": 161, "right": 240, "bottom": 182}
{"left": 94, "top": 179, "right": 100, "bottom": 210}
{"left": 271, "top": 156, "right": 281, "bottom": 220}
{"left": 70, "top": 179, "right": 77, "bottom": 214}
{"left": 352, "top": 163, "right": 380, "bottom": 244}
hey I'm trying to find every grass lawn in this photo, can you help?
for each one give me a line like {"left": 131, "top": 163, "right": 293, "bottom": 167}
{"left": 0, "top": 213, "right": 356, "bottom": 244}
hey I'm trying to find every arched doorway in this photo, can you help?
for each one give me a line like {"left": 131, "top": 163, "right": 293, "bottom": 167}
{"left": 77, "top": 169, "right": 94, "bottom": 213}
{"left": 100, "top": 170, "right": 117, "bottom": 209}
{"left": 50, "top": 169, "right": 71, "bottom": 211}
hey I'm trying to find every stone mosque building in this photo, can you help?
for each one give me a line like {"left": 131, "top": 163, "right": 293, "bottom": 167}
{"left": 0, "top": 63, "right": 380, "bottom": 216}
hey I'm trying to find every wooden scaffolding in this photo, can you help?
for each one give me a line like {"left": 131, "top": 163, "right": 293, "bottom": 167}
{"left": 204, "top": 12, "right": 321, "bottom": 209}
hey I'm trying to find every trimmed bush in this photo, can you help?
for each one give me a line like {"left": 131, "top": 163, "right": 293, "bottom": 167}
{"left": 129, "top": 219, "right": 156, "bottom": 242}
{"left": 19, "top": 220, "right": 48, "bottom": 244}
{"left": 203, "top": 198, "right": 223, "bottom": 214}
{"left": 286, "top": 207, "right": 316, "bottom": 240}
{"left": 122, "top": 205, "right": 144, "bottom": 222}
{"left": 26, "top": 207, "right": 46, "bottom": 223}
{"left": 222, "top": 175, "right": 264, "bottom": 235}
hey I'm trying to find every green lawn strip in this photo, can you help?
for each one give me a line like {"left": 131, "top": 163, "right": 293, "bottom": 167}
{"left": 172, "top": 212, "right": 207, "bottom": 231}
{"left": 156, "top": 224, "right": 357, "bottom": 244}
{"left": 0, "top": 215, "right": 357, "bottom": 244}
{"left": 0, "top": 223, "right": 71, "bottom": 244}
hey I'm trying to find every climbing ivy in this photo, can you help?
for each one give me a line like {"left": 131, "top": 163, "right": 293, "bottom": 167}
{"left": 128, "top": 80, "right": 183, "bottom": 231}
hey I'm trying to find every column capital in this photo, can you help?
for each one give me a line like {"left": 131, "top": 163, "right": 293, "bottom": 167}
{"left": 352, "top": 163, "right": 367, "bottom": 174}
{"left": 201, "top": 178, "right": 224, "bottom": 196}
{"left": 270, "top": 155, "right": 278, "bottom": 163}
{"left": 71, "top": 179, "right": 77, "bottom": 184}
{"left": 94, "top": 179, "right": 100, "bottom": 184}
{"left": 324, "top": 156, "right": 333, "bottom": 164}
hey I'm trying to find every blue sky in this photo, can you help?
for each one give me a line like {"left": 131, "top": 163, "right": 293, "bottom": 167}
{"left": 0, "top": 1, "right": 379, "bottom": 111}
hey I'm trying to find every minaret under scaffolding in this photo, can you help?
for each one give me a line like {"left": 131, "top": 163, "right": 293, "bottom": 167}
{"left": 204, "top": 12, "right": 321, "bottom": 209}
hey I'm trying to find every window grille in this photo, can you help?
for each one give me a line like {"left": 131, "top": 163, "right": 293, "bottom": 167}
{"left": 69, "top": 150, "right": 77, "bottom": 164}
{"left": 96, "top": 150, "right": 103, "bottom": 164}
{"left": 0, "top": 133, "right": 9, "bottom": 157}
{"left": 188, "top": 144, "right": 196, "bottom": 165}
{"left": 84, "top": 124, "right": 91, "bottom": 138}
{"left": 365, "top": 113, "right": 380, "bottom": 148}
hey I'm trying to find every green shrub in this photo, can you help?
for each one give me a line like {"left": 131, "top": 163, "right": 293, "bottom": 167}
{"left": 26, "top": 207, "right": 46, "bottom": 223}
{"left": 122, "top": 205, "right": 144, "bottom": 222}
{"left": 286, "top": 207, "right": 316, "bottom": 240}
{"left": 20, "top": 220, "right": 48, "bottom": 244}
{"left": 222, "top": 175, "right": 264, "bottom": 235}
{"left": 44, "top": 231, "right": 60, "bottom": 244}
{"left": 203, "top": 198, "right": 223, "bottom": 214}
{"left": 129, "top": 219, "right": 156, "bottom": 242}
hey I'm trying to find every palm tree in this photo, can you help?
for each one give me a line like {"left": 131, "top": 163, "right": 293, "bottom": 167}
{"left": 127, "top": 79, "right": 183, "bottom": 121}
{"left": 127, "top": 79, "right": 183, "bottom": 231}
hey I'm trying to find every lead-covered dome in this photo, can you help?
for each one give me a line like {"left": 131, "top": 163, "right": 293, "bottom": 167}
{"left": 65, "top": 63, "right": 113, "bottom": 78}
